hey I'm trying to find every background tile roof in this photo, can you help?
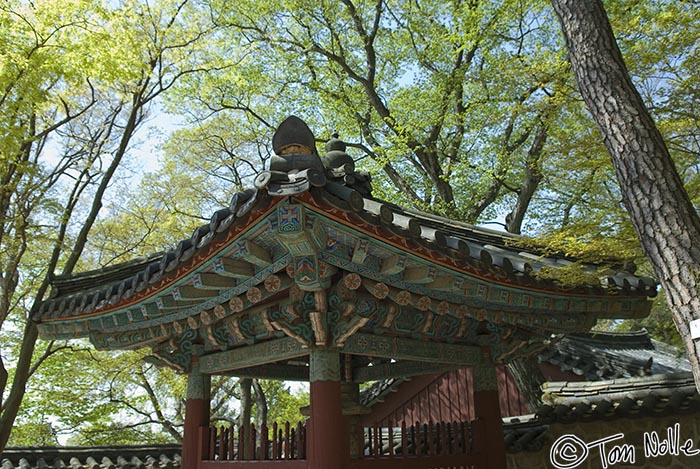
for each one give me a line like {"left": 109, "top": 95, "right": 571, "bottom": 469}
{"left": 538, "top": 329, "right": 690, "bottom": 380}
{"left": 0, "top": 444, "right": 181, "bottom": 469}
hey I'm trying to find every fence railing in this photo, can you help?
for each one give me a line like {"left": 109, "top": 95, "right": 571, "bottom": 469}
{"left": 205, "top": 422, "right": 306, "bottom": 462}
{"left": 202, "top": 419, "right": 483, "bottom": 468}
{"left": 360, "top": 420, "right": 478, "bottom": 458}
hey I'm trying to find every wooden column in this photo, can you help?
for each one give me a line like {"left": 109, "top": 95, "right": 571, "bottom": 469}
{"left": 182, "top": 352, "right": 211, "bottom": 469}
{"left": 473, "top": 357, "right": 506, "bottom": 469}
{"left": 308, "top": 348, "right": 349, "bottom": 469}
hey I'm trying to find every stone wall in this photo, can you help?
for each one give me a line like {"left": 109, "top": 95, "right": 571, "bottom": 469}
{"left": 508, "top": 413, "right": 700, "bottom": 469}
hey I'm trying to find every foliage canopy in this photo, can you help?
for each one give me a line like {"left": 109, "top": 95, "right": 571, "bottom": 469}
{"left": 1, "top": 0, "right": 699, "bottom": 446}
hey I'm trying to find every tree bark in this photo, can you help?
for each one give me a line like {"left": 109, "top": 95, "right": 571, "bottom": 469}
{"left": 551, "top": 0, "right": 700, "bottom": 392}
{"left": 238, "top": 378, "right": 253, "bottom": 459}
{"left": 251, "top": 379, "right": 268, "bottom": 454}
{"left": 506, "top": 357, "right": 545, "bottom": 412}
{"left": 505, "top": 123, "right": 547, "bottom": 234}
{"left": 0, "top": 320, "right": 38, "bottom": 449}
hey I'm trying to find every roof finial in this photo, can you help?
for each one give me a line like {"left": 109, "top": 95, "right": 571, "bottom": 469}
{"left": 322, "top": 133, "right": 353, "bottom": 172}
{"left": 255, "top": 116, "right": 327, "bottom": 194}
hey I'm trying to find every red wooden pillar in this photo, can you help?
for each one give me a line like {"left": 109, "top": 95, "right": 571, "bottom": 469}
{"left": 308, "top": 348, "right": 349, "bottom": 469}
{"left": 182, "top": 352, "right": 211, "bottom": 469}
{"left": 473, "top": 356, "right": 506, "bottom": 469}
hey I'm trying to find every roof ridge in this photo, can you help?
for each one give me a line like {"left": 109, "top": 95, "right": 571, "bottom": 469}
{"left": 543, "top": 371, "right": 695, "bottom": 392}
{"left": 566, "top": 328, "right": 653, "bottom": 346}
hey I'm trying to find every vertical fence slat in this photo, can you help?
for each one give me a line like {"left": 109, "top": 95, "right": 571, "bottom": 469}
{"left": 455, "top": 421, "right": 461, "bottom": 454}
{"left": 278, "top": 422, "right": 283, "bottom": 460}
{"left": 388, "top": 423, "right": 394, "bottom": 456}
{"left": 448, "top": 421, "right": 453, "bottom": 455}
{"left": 284, "top": 421, "right": 291, "bottom": 459}
{"left": 423, "top": 422, "right": 435, "bottom": 456}
{"left": 250, "top": 423, "right": 257, "bottom": 460}
{"left": 261, "top": 423, "right": 269, "bottom": 460}
{"left": 442, "top": 422, "right": 448, "bottom": 456}
{"left": 237, "top": 425, "right": 244, "bottom": 461}
{"left": 272, "top": 422, "right": 279, "bottom": 460}
{"left": 232, "top": 425, "right": 236, "bottom": 461}
{"left": 373, "top": 425, "right": 379, "bottom": 456}
{"left": 462, "top": 421, "right": 468, "bottom": 454}
{"left": 415, "top": 422, "right": 422, "bottom": 456}
{"left": 410, "top": 422, "right": 416, "bottom": 456}
{"left": 296, "top": 422, "right": 303, "bottom": 459}
{"left": 229, "top": 426, "right": 234, "bottom": 460}
{"left": 222, "top": 426, "right": 228, "bottom": 460}
{"left": 378, "top": 424, "right": 384, "bottom": 456}
{"left": 366, "top": 427, "right": 372, "bottom": 457}
{"left": 208, "top": 426, "right": 216, "bottom": 460}
{"left": 401, "top": 421, "right": 407, "bottom": 456}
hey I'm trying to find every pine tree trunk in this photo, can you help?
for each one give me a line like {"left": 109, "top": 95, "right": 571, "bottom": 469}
{"left": 506, "top": 357, "right": 545, "bottom": 412}
{"left": 551, "top": 0, "right": 700, "bottom": 392}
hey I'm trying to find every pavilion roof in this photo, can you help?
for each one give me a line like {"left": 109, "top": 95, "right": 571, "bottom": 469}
{"left": 39, "top": 184, "right": 655, "bottom": 323}
{"left": 35, "top": 117, "right": 656, "bottom": 375}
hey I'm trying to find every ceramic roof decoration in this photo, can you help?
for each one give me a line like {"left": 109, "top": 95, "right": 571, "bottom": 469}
{"left": 36, "top": 116, "right": 657, "bottom": 381}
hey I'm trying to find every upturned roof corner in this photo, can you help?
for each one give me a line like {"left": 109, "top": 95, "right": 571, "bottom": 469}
{"left": 35, "top": 116, "right": 658, "bottom": 374}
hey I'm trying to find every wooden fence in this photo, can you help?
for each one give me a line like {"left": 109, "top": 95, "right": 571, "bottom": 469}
{"left": 205, "top": 422, "right": 305, "bottom": 462}
{"left": 353, "top": 419, "right": 483, "bottom": 469}
{"left": 200, "top": 419, "right": 484, "bottom": 469}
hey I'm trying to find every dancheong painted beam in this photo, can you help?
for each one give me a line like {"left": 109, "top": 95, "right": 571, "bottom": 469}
{"left": 342, "top": 333, "right": 483, "bottom": 366}
{"left": 199, "top": 336, "right": 307, "bottom": 374}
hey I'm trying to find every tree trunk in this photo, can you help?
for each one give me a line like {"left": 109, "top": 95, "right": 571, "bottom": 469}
{"left": 551, "top": 0, "right": 700, "bottom": 392}
{"left": 0, "top": 320, "right": 38, "bottom": 449}
{"left": 238, "top": 378, "right": 253, "bottom": 459}
{"left": 505, "top": 123, "right": 547, "bottom": 234}
{"left": 506, "top": 357, "right": 545, "bottom": 412}
{"left": 251, "top": 379, "right": 268, "bottom": 455}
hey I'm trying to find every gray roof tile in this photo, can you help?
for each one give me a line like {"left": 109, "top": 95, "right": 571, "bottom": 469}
{"left": 0, "top": 445, "right": 181, "bottom": 469}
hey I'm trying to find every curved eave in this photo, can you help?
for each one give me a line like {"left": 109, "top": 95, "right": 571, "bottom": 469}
{"left": 37, "top": 182, "right": 655, "bottom": 345}
{"left": 37, "top": 190, "right": 279, "bottom": 324}
{"left": 298, "top": 187, "right": 656, "bottom": 299}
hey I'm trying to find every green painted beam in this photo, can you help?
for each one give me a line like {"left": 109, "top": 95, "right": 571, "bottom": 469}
{"left": 222, "top": 363, "right": 310, "bottom": 381}
{"left": 199, "top": 337, "right": 308, "bottom": 374}
{"left": 213, "top": 257, "right": 254, "bottom": 278}
{"left": 352, "top": 360, "right": 461, "bottom": 382}
{"left": 342, "top": 333, "right": 483, "bottom": 366}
